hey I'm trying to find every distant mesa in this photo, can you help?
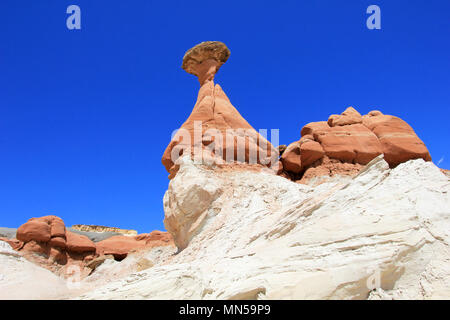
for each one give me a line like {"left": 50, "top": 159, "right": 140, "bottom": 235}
{"left": 71, "top": 224, "right": 138, "bottom": 236}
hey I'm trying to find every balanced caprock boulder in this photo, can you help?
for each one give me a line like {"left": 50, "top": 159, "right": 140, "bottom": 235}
{"left": 162, "top": 41, "right": 279, "bottom": 179}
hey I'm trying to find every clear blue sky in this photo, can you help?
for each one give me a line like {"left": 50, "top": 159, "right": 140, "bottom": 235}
{"left": 0, "top": 1, "right": 449, "bottom": 232}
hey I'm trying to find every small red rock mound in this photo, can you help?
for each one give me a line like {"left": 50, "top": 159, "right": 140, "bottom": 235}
{"left": 5, "top": 215, "right": 174, "bottom": 278}
{"left": 13, "top": 216, "right": 95, "bottom": 278}
{"left": 281, "top": 107, "right": 431, "bottom": 184}
{"left": 96, "top": 231, "right": 174, "bottom": 260}
{"left": 162, "top": 41, "right": 279, "bottom": 179}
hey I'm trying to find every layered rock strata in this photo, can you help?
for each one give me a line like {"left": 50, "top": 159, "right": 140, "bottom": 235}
{"left": 281, "top": 107, "right": 431, "bottom": 184}
{"left": 3, "top": 216, "right": 174, "bottom": 279}
{"left": 162, "top": 41, "right": 279, "bottom": 179}
{"left": 79, "top": 156, "right": 450, "bottom": 299}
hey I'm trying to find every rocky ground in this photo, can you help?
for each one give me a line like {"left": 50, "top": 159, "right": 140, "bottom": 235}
{"left": 77, "top": 156, "right": 450, "bottom": 300}
{"left": 2, "top": 155, "right": 448, "bottom": 299}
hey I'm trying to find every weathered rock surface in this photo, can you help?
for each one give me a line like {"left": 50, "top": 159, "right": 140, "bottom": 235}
{"left": 0, "top": 241, "right": 72, "bottom": 299}
{"left": 315, "top": 123, "right": 383, "bottom": 164}
{"left": 280, "top": 141, "right": 302, "bottom": 173}
{"left": 1, "top": 42, "right": 446, "bottom": 301}
{"left": 0, "top": 239, "right": 176, "bottom": 300}
{"left": 3, "top": 216, "right": 174, "bottom": 280}
{"left": 362, "top": 111, "right": 431, "bottom": 166}
{"left": 163, "top": 157, "right": 223, "bottom": 250}
{"left": 77, "top": 156, "right": 450, "bottom": 300}
{"left": 182, "top": 41, "right": 230, "bottom": 86}
{"left": 17, "top": 218, "right": 52, "bottom": 243}
{"left": 162, "top": 42, "right": 278, "bottom": 179}
{"left": 282, "top": 107, "right": 431, "bottom": 184}
{"left": 96, "top": 231, "right": 174, "bottom": 260}
{"left": 65, "top": 231, "right": 96, "bottom": 253}
{"left": 327, "top": 106, "right": 363, "bottom": 127}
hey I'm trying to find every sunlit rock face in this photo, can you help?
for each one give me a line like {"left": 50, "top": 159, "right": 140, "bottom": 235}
{"left": 77, "top": 156, "right": 450, "bottom": 300}
{"left": 1, "top": 41, "right": 445, "bottom": 301}
{"left": 3, "top": 215, "right": 174, "bottom": 280}
{"left": 162, "top": 41, "right": 279, "bottom": 180}
{"left": 281, "top": 107, "right": 431, "bottom": 184}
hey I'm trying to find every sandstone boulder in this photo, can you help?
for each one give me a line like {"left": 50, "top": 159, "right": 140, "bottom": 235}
{"left": 314, "top": 123, "right": 383, "bottom": 165}
{"left": 16, "top": 215, "right": 68, "bottom": 244}
{"left": 280, "top": 141, "right": 301, "bottom": 173}
{"left": 300, "top": 141, "right": 325, "bottom": 168}
{"left": 50, "top": 218, "right": 66, "bottom": 238}
{"left": 284, "top": 108, "right": 431, "bottom": 184}
{"left": 49, "top": 236, "right": 66, "bottom": 248}
{"left": 96, "top": 231, "right": 174, "bottom": 260}
{"left": 164, "top": 156, "right": 223, "bottom": 250}
{"left": 17, "top": 220, "right": 51, "bottom": 243}
{"left": 327, "top": 107, "right": 363, "bottom": 127}
{"left": 65, "top": 231, "right": 96, "bottom": 253}
{"left": 162, "top": 42, "right": 278, "bottom": 179}
{"left": 300, "top": 121, "right": 330, "bottom": 137}
{"left": 7, "top": 215, "right": 176, "bottom": 283}
{"left": 182, "top": 41, "right": 230, "bottom": 86}
{"left": 362, "top": 111, "right": 431, "bottom": 166}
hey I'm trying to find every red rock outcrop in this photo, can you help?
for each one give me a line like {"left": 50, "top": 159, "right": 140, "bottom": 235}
{"left": 327, "top": 106, "right": 363, "bottom": 127}
{"left": 4, "top": 216, "right": 175, "bottom": 278}
{"left": 282, "top": 107, "right": 431, "bottom": 184}
{"left": 315, "top": 124, "right": 383, "bottom": 164}
{"left": 162, "top": 41, "right": 279, "bottom": 179}
{"left": 362, "top": 111, "right": 431, "bottom": 166}
{"left": 96, "top": 231, "right": 174, "bottom": 260}
{"left": 17, "top": 218, "right": 52, "bottom": 243}
{"left": 280, "top": 141, "right": 302, "bottom": 173}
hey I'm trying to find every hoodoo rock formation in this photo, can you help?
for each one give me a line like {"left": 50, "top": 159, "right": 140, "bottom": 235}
{"left": 3, "top": 215, "right": 174, "bottom": 279}
{"left": 1, "top": 41, "right": 448, "bottom": 301}
{"left": 281, "top": 107, "right": 431, "bottom": 184}
{"left": 162, "top": 41, "right": 279, "bottom": 180}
